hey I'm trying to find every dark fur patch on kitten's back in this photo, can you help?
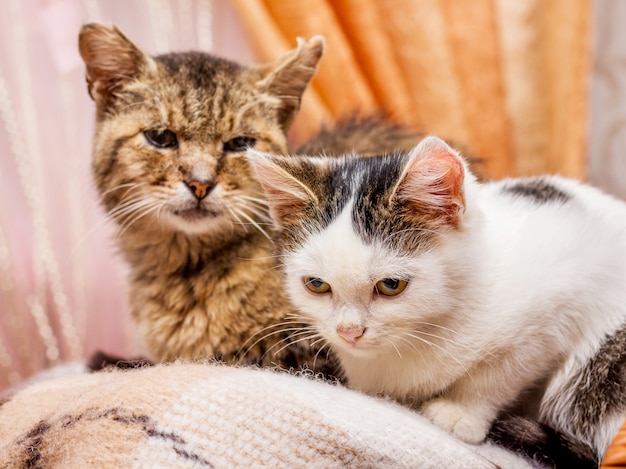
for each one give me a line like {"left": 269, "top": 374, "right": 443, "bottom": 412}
{"left": 488, "top": 414, "right": 597, "bottom": 469}
{"left": 569, "top": 322, "right": 626, "bottom": 442}
{"left": 501, "top": 177, "right": 571, "bottom": 204}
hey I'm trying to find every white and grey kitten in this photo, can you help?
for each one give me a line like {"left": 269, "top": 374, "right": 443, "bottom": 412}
{"left": 248, "top": 136, "right": 626, "bottom": 461}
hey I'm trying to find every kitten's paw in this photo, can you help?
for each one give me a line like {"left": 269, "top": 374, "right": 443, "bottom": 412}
{"left": 421, "top": 398, "right": 490, "bottom": 444}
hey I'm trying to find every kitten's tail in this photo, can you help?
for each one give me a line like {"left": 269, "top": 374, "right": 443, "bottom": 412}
{"left": 488, "top": 413, "right": 598, "bottom": 469}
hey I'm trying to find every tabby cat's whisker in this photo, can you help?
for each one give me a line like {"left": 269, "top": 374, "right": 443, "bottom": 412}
{"left": 110, "top": 200, "right": 158, "bottom": 225}
{"left": 101, "top": 181, "right": 147, "bottom": 197}
{"left": 231, "top": 208, "right": 272, "bottom": 240}
{"left": 67, "top": 215, "right": 116, "bottom": 262}
{"left": 238, "top": 194, "right": 270, "bottom": 206}
{"left": 117, "top": 203, "right": 163, "bottom": 235}
{"left": 108, "top": 196, "right": 155, "bottom": 217}
{"left": 225, "top": 206, "right": 243, "bottom": 222}
{"left": 235, "top": 254, "right": 283, "bottom": 262}
{"left": 236, "top": 203, "right": 272, "bottom": 223}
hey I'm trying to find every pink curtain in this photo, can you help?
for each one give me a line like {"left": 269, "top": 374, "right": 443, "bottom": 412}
{"left": 0, "top": 0, "right": 255, "bottom": 390}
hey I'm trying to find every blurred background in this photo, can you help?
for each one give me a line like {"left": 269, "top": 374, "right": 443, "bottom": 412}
{"left": 0, "top": 0, "right": 618, "bottom": 390}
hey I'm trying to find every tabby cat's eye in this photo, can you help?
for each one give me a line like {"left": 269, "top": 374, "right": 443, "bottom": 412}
{"left": 223, "top": 136, "right": 257, "bottom": 153}
{"left": 144, "top": 129, "right": 178, "bottom": 149}
{"left": 303, "top": 277, "right": 331, "bottom": 294}
{"left": 374, "top": 278, "right": 408, "bottom": 297}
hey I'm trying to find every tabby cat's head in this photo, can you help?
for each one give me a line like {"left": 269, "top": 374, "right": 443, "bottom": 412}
{"left": 248, "top": 137, "right": 475, "bottom": 356}
{"left": 79, "top": 23, "right": 323, "bottom": 236}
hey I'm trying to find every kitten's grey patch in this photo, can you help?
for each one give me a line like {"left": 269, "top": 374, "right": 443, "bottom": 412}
{"left": 502, "top": 178, "right": 571, "bottom": 204}
{"left": 351, "top": 154, "right": 438, "bottom": 253}
{"left": 569, "top": 322, "right": 626, "bottom": 440}
{"left": 488, "top": 413, "right": 597, "bottom": 469}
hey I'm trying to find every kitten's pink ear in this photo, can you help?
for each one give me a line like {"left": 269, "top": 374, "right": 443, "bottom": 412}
{"left": 392, "top": 136, "right": 466, "bottom": 228}
{"left": 255, "top": 36, "right": 325, "bottom": 129}
{"left": 78, "top": 23, "right": 153, "bottom": 108}
{"left": 247, "top": 151, "right": 317, "bottom": 227}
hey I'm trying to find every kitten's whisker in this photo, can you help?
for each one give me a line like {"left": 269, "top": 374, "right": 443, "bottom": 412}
{"left": 259, "top": 328, "right": 321, "bottom": 358}
{"left": 417, "top": 321, "right": 464, "bottom": 336}
{"left": 238, "top": 322, "right": 303, "bottom": 357}
{"left": 269, "top": 332, "right": 321, "bottom": 359}
{"left": 385, "top": 336, "right": 404, "bottom": 359}
{"left": 311, "top": 340, "right": 331, "bottom": 370}
{"left": 403, "top": 331, "right": 475, "bottom": 384}
{"left": 238, "top": 320, "right": 300, "bottom": 350}
{"left": 413, "top": 326, "right": 500, "bottom": 362}
{"left": 392, "top": 335, "right": 425, "bottom": 360}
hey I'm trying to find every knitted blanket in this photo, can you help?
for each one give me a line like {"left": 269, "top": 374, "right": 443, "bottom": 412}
{"left": 0, "top": 363, "right": 533, "bottom": 468}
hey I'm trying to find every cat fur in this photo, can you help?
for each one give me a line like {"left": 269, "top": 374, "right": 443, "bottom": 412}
{"left": 249, "top": 136, "right": 626, "bottom": 460}
{"left": 79, "top": 24, "right": 426, "bottom": 372}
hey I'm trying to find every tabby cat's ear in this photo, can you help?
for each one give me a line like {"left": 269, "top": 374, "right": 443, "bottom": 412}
{"left": 247, "top": 151, "right": 318, "bottom": 227}
{"left": 255, "top": 36, "right": 325, "bottom": 129}
{"left": 78, "top": 23, "right": 155, "bottom": 108}
{"left": 392, "top": 136, "right": 466, "bottom": 228}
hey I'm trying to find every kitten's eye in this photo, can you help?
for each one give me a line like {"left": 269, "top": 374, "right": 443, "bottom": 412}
{"left": 223, "top": 136, "right": 256, "bottom": 153}
{"left": 374, "top": 278, "right": 408, "bottom": 297}
{"left": 303, "top": 277, "right": 331, "bottom": 294}
{"left": 144, "top": 129, "right": 178, "bottom": 149}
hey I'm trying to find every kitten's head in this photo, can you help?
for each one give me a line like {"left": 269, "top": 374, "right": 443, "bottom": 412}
{"left": 79, "top": 23, "right": 324, "bottom": 237}
{"left": 248, "top": 137, "right": 476, "bottom": 358}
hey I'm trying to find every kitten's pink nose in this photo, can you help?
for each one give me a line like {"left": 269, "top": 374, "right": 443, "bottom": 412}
{"left": 185, "top": 179, "right": 215, "bottom": 200}
{"left": 336, "top": 325, "right": 365, "bottom": 345}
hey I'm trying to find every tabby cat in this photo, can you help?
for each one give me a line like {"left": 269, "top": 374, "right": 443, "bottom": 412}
{"left": 249, "top": 136, "right": 626, "bottom": 462}
{"left": 78, "top": 23, "right": 424, "bottom": 372}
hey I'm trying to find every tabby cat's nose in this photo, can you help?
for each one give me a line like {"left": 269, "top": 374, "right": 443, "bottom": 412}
{"left": 185, "top": 179, "right": 215, "bottom": 200}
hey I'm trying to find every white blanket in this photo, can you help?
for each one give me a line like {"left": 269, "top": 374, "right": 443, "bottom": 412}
{"left": 0, "top": 362, "right": 533, "bottom": 468}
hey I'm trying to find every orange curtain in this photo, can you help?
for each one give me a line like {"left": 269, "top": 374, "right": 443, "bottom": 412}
{"left": 230, "top": 0, "right": 591, "bottom": 180}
